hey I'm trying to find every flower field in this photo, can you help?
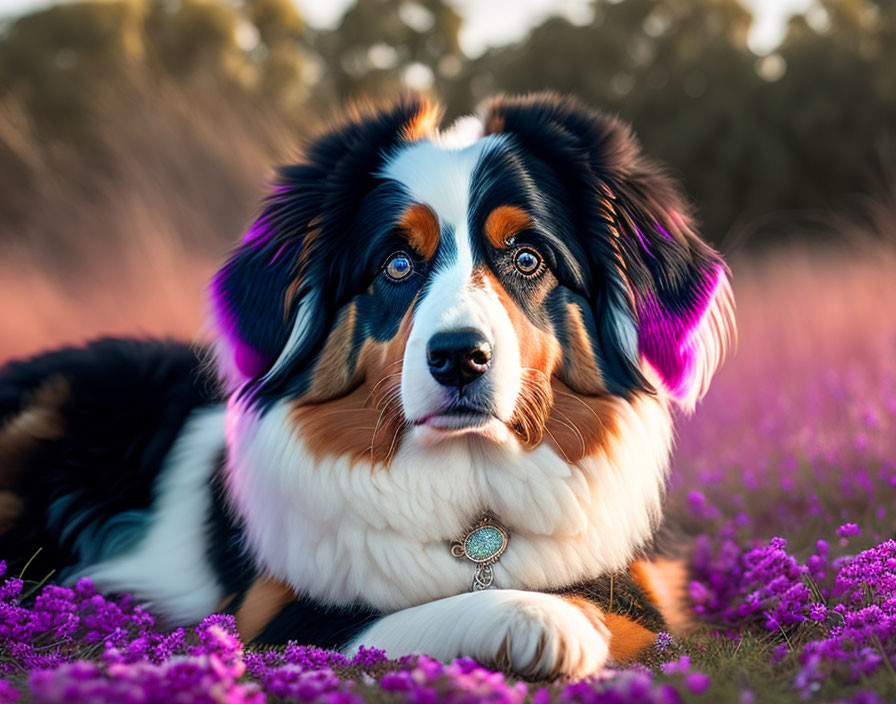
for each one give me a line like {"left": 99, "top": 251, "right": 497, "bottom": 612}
{"left": 2, "top": 247, "right": 896, "bottom": 703}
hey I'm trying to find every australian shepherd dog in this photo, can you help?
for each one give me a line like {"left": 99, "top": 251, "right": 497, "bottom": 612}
{"left": 0, "top": 93, "right": 733, "bottom": 679}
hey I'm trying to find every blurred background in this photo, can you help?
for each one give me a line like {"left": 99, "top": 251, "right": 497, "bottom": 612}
{"left": 0, "top": 0, "right": 893, "bottom": 444}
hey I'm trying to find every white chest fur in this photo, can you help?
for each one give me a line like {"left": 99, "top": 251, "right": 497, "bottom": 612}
{"left": 225, "top": 394, "right": 672, "bottom": 613}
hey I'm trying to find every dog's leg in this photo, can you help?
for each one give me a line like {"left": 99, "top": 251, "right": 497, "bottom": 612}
{"left": 629, "top": 557, "right": 692, "bottom": 636}
{"left": 344, "top": 589, "right": 611, "bottom": 679}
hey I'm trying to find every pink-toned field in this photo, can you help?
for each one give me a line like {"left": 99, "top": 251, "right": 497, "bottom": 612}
{"left": 2, "top": 229, "right": 896, "bottom": 702}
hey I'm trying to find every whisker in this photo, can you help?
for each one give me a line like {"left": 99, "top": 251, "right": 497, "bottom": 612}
{"left": 365, "top": 372, "right": 403, "bottom": 404}
{"left": 303, "top": 407, "right": 373, "bottom": 418}
{"left": 373, "top": 387, "right": 403, "bottom": 411}
{"left": 553, "top": 390, "right": 608, "bottom": 432}
{"left": 520, "top": 367, "right": 551, "bottom": 383}
{"left": 369, "top": 400, "right": 395, "bottom": 456}
{"left": 383, "top": 416, "right": 407, "bottom": 465}
{"left": 548, "top": 408, "right": 587, "bottom": 459}
{"left": 368, "top": 387, "right": 407, "bottom": 457}
{"left": 541, "top": 424, "right": 572, "bottom": 463}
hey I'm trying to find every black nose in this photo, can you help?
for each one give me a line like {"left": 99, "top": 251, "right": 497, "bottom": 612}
{"left": 427, "top": 329, "right": 493, "bottom": 389}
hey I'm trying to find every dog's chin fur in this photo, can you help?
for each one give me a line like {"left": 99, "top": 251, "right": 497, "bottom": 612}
{"left": 413, "top": 417, "right": 512, "bottom": 447}
{"left": 225, "top": 390, "right": 672, "bottom": 612}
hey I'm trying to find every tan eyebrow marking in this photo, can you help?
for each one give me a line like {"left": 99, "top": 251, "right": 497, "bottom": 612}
{"left": 397, "top": 203, "right": 440, "bottom": 261}
{"left": 484, "top": 205, "right": 531, "bottom": 249}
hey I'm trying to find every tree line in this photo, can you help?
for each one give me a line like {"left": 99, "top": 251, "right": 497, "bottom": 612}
{"left": 0, "top": 0, "right": 893, "bottom": 249}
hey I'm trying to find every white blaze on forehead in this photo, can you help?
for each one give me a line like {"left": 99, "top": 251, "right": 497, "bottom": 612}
{"left": 433, "top": 115, "right": 485, "bottom": 149}
{"left": 381, "top": 135, "right": 522, "bottom": 424}
{"left": 379, "top": 134, "right": 507, "bottom": 270}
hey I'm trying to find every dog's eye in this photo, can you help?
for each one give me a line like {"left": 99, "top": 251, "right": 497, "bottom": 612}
{"left": 513, "top": 247, "right": 542, "bottom": 277}
{"left": 384, "top": 251, "right": 414, "bottom": 281}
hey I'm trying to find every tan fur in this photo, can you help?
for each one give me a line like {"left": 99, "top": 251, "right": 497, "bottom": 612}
{"left": 0, "top": 376, "right": 69, "bottom": 533}
{"left": 292, "top": 303, "right": 416, "bottom": 467}
{"left": 398, "top": 203, "right": 440, "bottom": 261}
{"left": 510, "top": 370, "right": 555, "bottom": 449}
{"left": 481, "top": 110, "right": 505, "bottom": 136}
{"left": 602, "top": 612, "right": 658, "bottom": 663}
{"left": 544, "top": 379, "right": 618, "bottom": 464}
{"left": 400, "top": 100, "right": 442, "bottom": 141}
{"left": 630, "top": 558, "right": 693, "bottom": 635}
{"left": 234, "top": 576, "right": 296, "bottom": 642}
{"left": 293, "top": 377, "right": 406, "bottom": 467}
{"left": 304, "top": 303, "right": 360, "bottom": 401}
{"left": 561, "top": 595, "right": 654, "bottom": 665}
{"left": 557, "top": 302, "right": 606, "bottom": 395}
{"left": 483, "top": 205, "right": 531, "bottom": 249}
{"left": 286, "top": 220, "right": 323, "bottom": 319}
{"left": 0, "top": 375, "right": 69, "bottom": 470}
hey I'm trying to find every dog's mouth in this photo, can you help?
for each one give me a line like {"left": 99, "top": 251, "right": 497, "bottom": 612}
{"left": 414, "top": 403, "right": 499, "bottom": 431}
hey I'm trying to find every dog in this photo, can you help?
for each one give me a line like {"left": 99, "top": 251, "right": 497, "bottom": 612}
{"left": 0, "top": 93, "right": 733, "bottom": 679}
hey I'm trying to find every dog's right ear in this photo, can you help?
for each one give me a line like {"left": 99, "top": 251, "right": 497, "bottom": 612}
{"left": 210, "top": 95, "right": 440, "bottom": 394}
{"left": 481, "top": 92, "right": 734, "bottom": 411}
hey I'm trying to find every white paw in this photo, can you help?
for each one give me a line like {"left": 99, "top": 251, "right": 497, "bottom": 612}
{"left": 347, "top": 589, "right": 610, "bottom": 680}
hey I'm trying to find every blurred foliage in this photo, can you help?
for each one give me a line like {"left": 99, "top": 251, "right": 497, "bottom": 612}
{"left": 0, "top": 0, "right": 894, "bottom": 249}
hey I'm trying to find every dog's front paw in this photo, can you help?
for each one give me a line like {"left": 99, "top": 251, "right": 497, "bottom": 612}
{"left": 478, "top": 590, "right": 610, "bottom": 679}
{"left": 347, "top": 589, "right": 610, "bottom": 680}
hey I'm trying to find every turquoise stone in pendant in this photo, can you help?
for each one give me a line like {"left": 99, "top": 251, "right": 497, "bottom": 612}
{"left": 464, "top": 526, "right": 507, "bottom": 563}
{"left": 451, "top": 514, "right": 510, "bottom": 590}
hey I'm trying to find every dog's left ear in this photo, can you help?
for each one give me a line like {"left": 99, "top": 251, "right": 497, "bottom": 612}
{"left": 210, "top": 95, "right": 441, "bottom": 394}
{"left": 482, "top": 93, "right": 734, "bottom": 411}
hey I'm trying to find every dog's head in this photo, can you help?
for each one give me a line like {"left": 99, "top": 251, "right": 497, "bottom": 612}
{"left": 211, "top": 93, "right": 733, "bottom": 466}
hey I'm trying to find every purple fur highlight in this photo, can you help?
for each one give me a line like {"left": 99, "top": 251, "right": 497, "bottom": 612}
{"left": 269, "top": 242, "right": 290, "bottom": 266}
{"left": 638, "top": 265, "right": 723, "bottom": 398}
{"left": 633, "top": 224, "right": 653, "bottom": 254}
{"left": 242, "top": 219, "right": 274, "bottom": 247}
{"left": 210, "top": 270, "right": 270, "bottom": 379}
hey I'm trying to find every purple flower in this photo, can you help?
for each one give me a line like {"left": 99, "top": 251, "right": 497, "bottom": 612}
{"left": 660, "top": 655, "right": 690, "bottom": 674}
{"left": 655, "top": 631, "right": 674, "bottom": 653}
{"left": 684, "top": 672, "right": 710, "bottom": 694}
{"left": 28, "top": 656, "right": 264, "bottom": 704}
{"left": 0, "top": 679, "right": 20, "bottom": 702}
{"left": 808, "top": 603, "right": 828, "bottom": 622}
{"left": 533, "top": 688, "right": 553, "bottom": 704}
{"left": 837, "top": 523, "right": 862, "bottom": 538}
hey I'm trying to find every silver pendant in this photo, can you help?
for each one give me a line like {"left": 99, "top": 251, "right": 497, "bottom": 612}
{"left": 450, "top": 514, "right": 509, "bottom": 591}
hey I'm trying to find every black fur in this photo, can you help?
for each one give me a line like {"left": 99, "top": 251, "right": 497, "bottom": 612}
{"left": 207, "top": 453, "right": 257, "bottom": 596}
{"left": 482, "top": 93, "right": 726, "bottom": 397}
{"left": 0, "top": 337, "right": 217, "bottom": 579}
{"left": 555, "top": 573, "right": 666, "bottom": 635}
{"left": 254, "top": 600, "right": 378, "bottom": 649}
{"left": 212, "top": 95, "right": 433, "bottom": 408}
